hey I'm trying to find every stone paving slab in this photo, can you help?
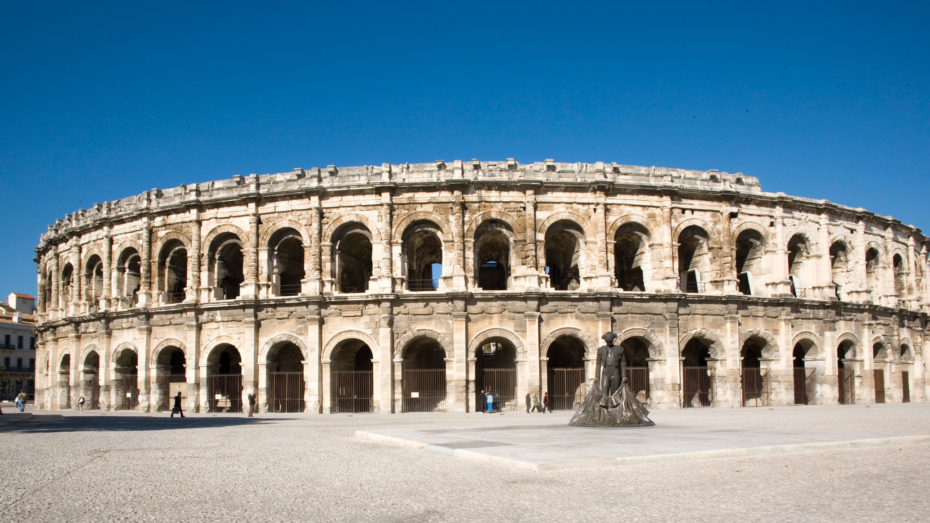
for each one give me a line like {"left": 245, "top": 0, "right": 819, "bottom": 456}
{"left": 356, "top": 403, "right": 930, "bottom": 471}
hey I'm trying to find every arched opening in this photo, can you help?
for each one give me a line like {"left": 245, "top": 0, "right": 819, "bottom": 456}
{"left": 735, "top": 229, "right": 764, "bottom": 295}
{"left": 792, "top": 340, "right": 816, "bottom": 405}
{"left": 330, "top": 340, "right": 373, "bottom": 413}
{"left": 872, "top": 342, "right": 889, "bottom": 404}
{"left": 333, "top": 224, "right": 372, "bottom": 293}
{"left": 787, "top": 234, "right": 811, "bottom": 297}
{"left": 60, "top": 263, "right": 74, "bottom": 306}
{"left": 544, "top": 220, "right": 583, "bottom": 291}
{"left": 620, "top": 337, "right": 651, "bottom": 402}
{"left": 116, "top": 248, "right": 142, "bottom": 306}
{"left": 267, "top": 342, "right": 304, "bottom": 412}
{"left": 402, "top": 222, "right": 443, "bottom": 291}
{"left": 678, "top": 226, "right": 710, "bottom": 293}
{"left": 155, "top": 347, "right": 186, "bottom": 411}
{"left": 740, "top": 337, "right": 767, "bottom": 407}
{"left": 43, "top": 269, "right": 53, "bottom": 312}
{"left": 865, "top": 248, "right": 880, "bottom": 300}
{"left": 900, "top": 344, "right": 912, "bottom": 403}
{"left": 837, "top": 340, "right": 856, "bottom": 404}
{"left": 158, "top": 240, "right": 188, "bottom": 304}
{"left": 475, "top": 338, "right": 517, "bottom": 411}
{"left": 474, "top": 220, "right": 511, "bottom": 291}
{"left": 829, "top": 241, "right": 850, "bottom": 300}
{"left": 84, "top": 255, "right": 104, "bottom": 307}
{"left": 682, "top": 338, "right": 713, "bottom": 407}
{"left": 893, "top": 253, "right": 906, "bottom": 298}
{"left": 58, "top": 354, "right": 71, "bottom": 409}
{"left": 113, "top": 349, "right": 139, "bottom": 410}
{"left": 401, "top": 338, "right": 447, "bottom": 412}
{"left": 614, "top": 223, "right": 650, "bottom": 292}
{"left": 208, "top": 233, "right": 243, "bottom": 300}
{"left": 81, "top": 351, "right": 100, "bottom": 410}
{"left": 546, "top": 335, "right": 585, "bottom": 410}
{"left": 269, "top": 228, "right": 304, "bottom": 296}
{"left": 206, "top": 344, "right": 242, "bottom": 412}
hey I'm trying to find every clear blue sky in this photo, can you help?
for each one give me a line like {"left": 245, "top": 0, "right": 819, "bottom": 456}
{"left": 2, "top": 1, "right": 928, "bottom": 297}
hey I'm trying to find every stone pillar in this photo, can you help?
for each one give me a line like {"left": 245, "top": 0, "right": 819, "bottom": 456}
{"left": 720, "top": 208, "right": 738, "bottom": 294}
{"left": 102, "top": 227, "right": 113, "bottom": 310}
{"left": 186, "top": 312, "right": 201, "bottom": 412}
{"left": 305, "top": 195, "right": 322, "bottom": 295}
{"left": 377, "top": 190, "right": 393, "bottom": 293}
{"left": 139, "top": 219, "right": 153, "bottom": 307}
{"left": 138, "top": 321, "right": 151, "bottom": 411}
{"left": 768, "top": 205, "right": 792, "bottom": 296}
{"left": 520, "top": 188, "right": 542, "bottom": 289}
{"left": 242, "top": 313, "right": 259, "bottom": 413}
{"left": 524, "top": 300, "right": 541, "bottom": 397}
{"left": 724, "top": 303, "right": 740, "bottom": 408}
{"left": 880, "top": 226, "right": 895, "bottom": 306}
{"left": 242, "top": 202, "right": 260, "bottom": 299}
{"left": 73, "top": 243, "right": 82, "bottom": 315}
{"left": 450, "top": 190, "right": 467, "bottom": 290}
{"left": 847, "top": 219, "right": 870, "bottom": 303}
{"left": 378, "top": 302, "right": 393, "bottom": 412}
{"left": 452, "top": 299, "right": 468, "bottom": 412}
{"left": 816, "top": 212, "right": 833, "bottom": 299}
{"left": 660, "top": 197, "right": 677, "bottom": 292}
{"left": 906, "top": 236, "right": 917, "bottom": 306}
{"left": 593, "top": 192, "right": 612, "bottom": 289}
{"left": 304, "top": 305, "right": 322, "bottom": 413}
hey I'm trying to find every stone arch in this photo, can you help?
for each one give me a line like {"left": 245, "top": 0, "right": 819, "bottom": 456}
{"left": 678, "top": 329, "right": 726, "bottom": 360}
{"left": 465, "top": 209, "right": 519, "bottom": 240}
{"left": 834, "top": 332, "right": 861, "bottom": 360}
{"left": 617, "top": 327, "right": 664, "bottom": 359}
{"left": 734, "top": 226, "right": 767, "bottom": 295}
{"left": 395, "top": 329, "right": 453, "bottom": 360}
{"left": 259, "top": 218, "right": 310, "bottom": 246}
{"left": 473, "top": 218, "right": 515, "bottom": 291}
{"left": 260, "top": 333, "right": 308, "bottom": 363}
{"left": 732, "top": 221, "right": 771, "bottom": 247}
{"left": 400, "top": 219, "right": 445, "bottom": 291}
{"left": 324, "top": 330, "right": 379, "bottom": 363}
{"left": 536, "top": 211, "right": 591, "bottom": 239}
{"left": 199, "top": 336, "right": 242, "bottom": 367}
{"left": 201, "top": 224, "right": 248, "bottom": 254}
{"left": 540, "top": 327, "right": 598, "bottom": 359}
{"left": 791, "top": 331, "right": 824, "bottom": 358}
{"left": 672, "top": 218, "right": 716, "bottom": 247}
{"left": 872, "top": 335, "right": 893, "bottom": 361}
{"left": 153, "top": 338, "right": 187, "bottom": 362}
{"left": 323, "top": 214, "right": 380, "bottom": 244}
{"left": 676, "top": 222, "right": 713, "bottom": 293}
{"left": 738, "top": 329, "right": 779, "bottom": 359}
{"left": 79, "top": 344, "right": 101, "bottom": 367}
{"left": 606, "top": 214, "right": 652, "bottom": 241}
{"left": 330, "top": 221, "right": 374, "bottom": 293}
{"left": 154, "top": 230, "right": 192, "bottom": 255}
{"left": 468, "top": 327, "right": 525, "bottom": 358}
{"left": 898, "top": 338, "right": 915, "bottom": 362}
{"left": 80, "top": 245, "right": 106, "bottom": 271}
{"left": 392, "top": 211, "right": 451, "bottom": 243}
{"left": 543, "top": 219, "right": 586, "bottom": 290}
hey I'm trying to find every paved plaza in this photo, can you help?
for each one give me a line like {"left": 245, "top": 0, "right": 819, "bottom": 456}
{"left": 2, "top": 403, "right": 930, "bottom": 521}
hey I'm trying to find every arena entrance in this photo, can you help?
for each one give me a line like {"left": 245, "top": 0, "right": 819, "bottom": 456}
{"left": 330, "top": 340, "right": 373, "bottom": 413}
{"left": 837, "top": 340, "right": 856, "bottom": 405}
{"left": 401, "top": 338, "right": 447, "bottom": 412}
{"left": 81, "top": 351, "right": 101, "bottom": 410}
{"left": 155, "top": 346, "right": 185, "bottom": 411}
{"left": 475, "top": 338, "right": 516, "bottom": 411}
{"left": 682, "top": 339, "right": 713, "bottom": 407}
{"left": 621, "top": 337, "right": 651, "bottom": 403}
{"left": 207, "top": 344, "right": 242, "bottom": 412}
{"left": 792, "top": 340, "right": 816, "bottom": 405}
{"left": 741, "top": 337, "right": 769, "bottom": 407}
{"left": 113, "top": 349, "right": 139, "bottom": 410}
{"left": 546, "top": 335, "right": 585, "bottom": 410}
{"left": 58, "top": 354, "right": 71, "bottom": 409}
{"left": 267, "top": 342, "right": 304, "bottom": 412}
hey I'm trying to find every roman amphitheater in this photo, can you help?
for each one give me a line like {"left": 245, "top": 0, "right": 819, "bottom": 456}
{"left": 33, "top": 159, "right": 930, "bottom": 414}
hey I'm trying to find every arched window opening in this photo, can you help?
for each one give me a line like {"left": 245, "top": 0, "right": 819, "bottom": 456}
{"left": 474, "top": 221, "right": 511, "bottom": 291}
{"left": 620, "top": 337, "right": 651, "bottom": 402}
{"left": 682, "top": 338, "right": 712, "bottom": 407}
{"left": 158, "top": 240, "right": 188, "bottom": 304}
{"left": 58, "top": 354, "right": 71, "bottom": 410}
{"left": 837, "top": 341, "right": 856, "bottom": 405}
{"left": 155, "top": 347, "right": 185, "bottom": 411}
{"left": 678, "top": 226, "right": 710, "bottom": 293}
{"left": 208, "top": 233, "right": 243, "bottom": 300}
{"left": 84, "top": 255, "right": 104, "bottom": 307}
{"left": 893, "top": 253, "right": 906, "bottom": 297}
{"left": 60, "top": 263, "right": 74, "bottom": 305}
{"left": 331, "top": 340, "right": 373, "bottom": 413}
{"left": 792, "top": 340, "right": 815, "bottom": 405}
{"left": 872, "top": 342, "right": 888, "bottom": 404}
{"left": 544, "top": 221, "right": 583, "bottom": 291}
{"left": 116, "top": 248, "right": 142, "bottom": 306}
{"left": 787, "top": 234, "right": 811, "bottom": 297}
{"left": 114, "top": 349, "right": 139, "bottom": 410}
{"left": 401, "top": 338, "right": 447, "bottom": 412}
{"left": 333, "top": 225, "right": 372, "bottom": 293}
{"left": 475, "top": 339, "right": 516, "bottom": 411}
{"left": 81, "top": 351, "right": 101, "bottom": 410}
{"left": 546, "top": 336, "right": 585, "bottom": 410}
{"left": 269, "top": 229, "right": 304, "bottom": 296}
{"left": 735, "top": 230, "right": 764, "bottom": 295}
{"left": 830, "top": 241, "right": 850, "bottom": 300}
{"left": 865, "top": 248, "right": 880, "bottom": 298}
{"left": 207, "top": 344, "right": 242, "bottom": 412}
{"left": 614, "top": 223, "right": 649, "bottom": 292}
{"left": 267, "top": 342, "right": 304, "bottom": 412}
{"left": 740, "top": 337, "right": 767, "bottom": 407}
{"left": 402, "top": 222, "right": 443, "bottom": 291}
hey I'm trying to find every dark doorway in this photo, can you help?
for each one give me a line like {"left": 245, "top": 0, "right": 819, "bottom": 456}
{"left": 476, "top": 339, "right": 516, "bottom": 411}
{"left": 331, "top": 340, "right": 373, "bottom": 413}
{"left": 546, "top": 336, "right": 585, "bottom": 410}
{"left": 682, "top": 338, "right": 712, "bottom": 407}
{"left": 402, "top": 338, "right": 446, "bottom": 412}
{"left": 268, "top": 342, "right": 304, "bottom": 412}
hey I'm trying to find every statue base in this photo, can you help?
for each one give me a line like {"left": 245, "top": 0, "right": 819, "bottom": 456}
{"left": 569, "top": 381, "right": 655, "bottom": 427}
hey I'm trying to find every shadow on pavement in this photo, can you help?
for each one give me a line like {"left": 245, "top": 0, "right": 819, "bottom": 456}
{"left": 0, "top": 413, "right": 289, "bottom": 434}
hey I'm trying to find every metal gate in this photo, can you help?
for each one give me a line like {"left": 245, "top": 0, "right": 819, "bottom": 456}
{"left": 331, "top": 370, "right": 373, "bottom": 413}
{"left": 209, "top": 373, "right": 242, "bottom": 412}
{"left": 741, "top": 367, "right": 770, "bottom": 407}
{"left": 793, "top": 367, "right": 816, "bottom": 405}
{"left": 550, "top": 368, "right": 584, "bottom": 410}
{"left": 269, "top": 371, "right": 304, "bottom": 412}
{"left": 481, "top": 369, "right": 516, "bottom": 411}
{"left": 115, "top": 377, "right": 139, "bottom": 410}
{"left": 402, "top": 369, "right": 446, "bottom": 412}
{"left": 838, "top": 368, "right": 855, "bottom": 404}
{"left": 682, "top": 366, "right": 713, "bottom": 407}
{"left": 873, "top": 369, "right": 885, "bottom": 404}
{"left": 626, "top": 367, "right": 650, "bottom": 402}
{"left": 902, "top": 371, "right": 910, "bottom": 403}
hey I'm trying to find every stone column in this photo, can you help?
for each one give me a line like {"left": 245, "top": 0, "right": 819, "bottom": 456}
{"left": 593, "top": 191, "right": 612, "bottom": 289}
{"left": 73, "top": 243, "right": 82, "bottom": 315}
{"left": 188, "top": 209, "right": 201, "bottom": 303}
{"left": 242, "top": 202, "right": 260, "bottom": 299}
{"left": 186, "top": 313, "right": 200, "bottom": 412}
{"left": 138, "top": 219, "right": 152, "bottom": 307}
{"left": 880, "top": 226, "right": 895, "bottom": 306}
{"left": 660, "top": 197, "right": 677, "bottom": 292}
{"left": 816, "top": 212, "right": 833, "bottom": 299}
{"left": 377, "top": 191, "right": 393, "bottom": 293}
{"left": 304, "top": 305, "right": 322, "bottom": 413}
{"left": 138, "top": 321, "right": 151, "bottom": 411}
{"left": 450, "top": 190, "right": 467, "bottom": 290}
{"left": 768, "top": 205, "right": 792, "bottom": 296}
{"left": 720, "top": 208, "right": 737, "bottom": 294}
{"left": 305, "top": 195, "right": 322, "bottom": 295}
{"left": 524, "top": 303, "right": 541, "bottom": 398}
{"left": 848, "top": 219, "right": 871, "bottom": 303}
{"left": 243, "top": 313, "right": 259, "bottom": 413}
{"left": 452, "top": 299, "right": 468, "bottom": 412}
{"left": 102, "top": 227, "right": 113, "bottom": 310}
{"left": 378, "top": 302, "right": 393, "bottom": 412}
{"left": 724, "top": 303, "right": 740, "bottom": 408}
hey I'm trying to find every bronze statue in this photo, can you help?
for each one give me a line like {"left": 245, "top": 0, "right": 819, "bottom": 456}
{"left": 595, "top": 331, "right": 625, "bottom": 405}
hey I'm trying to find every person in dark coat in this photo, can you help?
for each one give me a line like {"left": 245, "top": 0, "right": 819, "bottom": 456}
{"left": 170, "top": 391, "right": 185, "bottom": 418}
{"left": 247, "top": 392, "right": 256, "bottom": 417}
{"left": 478, "top": 389, "right": 487, "bottom": 413}
{"left": 525, "top": 392, "right": 531, "bottom": 413}
{"left": 543, "top": 391, "right": 551, "bottom": 413}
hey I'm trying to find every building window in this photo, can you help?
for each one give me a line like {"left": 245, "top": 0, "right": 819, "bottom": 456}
{"left": 30, "top": 337, "right": 35, "bottom": 350}
{"left": 29, "top": 358, "right": 34, "bottom": 369}
{"left": 18, "top": 335, "right": 23, "bottom": 349}
{"left": 3, "top": 357, "right": 9, "bottom": 368}
{"left": 17, "top": 358, "right": 22, "bottom": 368}
{"left": 4, "top": 334, "right": 9, "bottom": 347}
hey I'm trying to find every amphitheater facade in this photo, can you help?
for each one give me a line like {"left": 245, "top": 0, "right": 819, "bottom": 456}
{"left": 34, "top": 159, "right": 930, "bottom": 414}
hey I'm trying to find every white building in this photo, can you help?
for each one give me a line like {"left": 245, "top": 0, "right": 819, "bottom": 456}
{"left": 1, "top": 292, "right": 36, "bottom": 400}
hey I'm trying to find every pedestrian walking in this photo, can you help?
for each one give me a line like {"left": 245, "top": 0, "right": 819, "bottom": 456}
{"left": 170, "top": 391, "right": 184, "bottom": 418}
{"left": 16, "top": 391, "right": 27, "bottom": 412}
{"left": 543, "top": 391, "right": 551, "bottom": 413}
{"left": 486, "top": 390, "right": 494, "bottom": 413}
{"left": 525, "top": 392, "right": 531, "bottom": 413}
{"left": 477, "top": 389, "right": 486, "bottom": 413}
{"left": 247, "top": 392, "right": 256, "bottom": 417}
{"left": 532, "top": 392, "right": 542, "bottom": 413}
{"left": 78, "top": 395, "right": 85, "bottom": 412}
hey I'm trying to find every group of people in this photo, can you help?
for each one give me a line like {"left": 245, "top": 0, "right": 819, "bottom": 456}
{"left": 525, "top": 391, "right": 551, "bottom": 413}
